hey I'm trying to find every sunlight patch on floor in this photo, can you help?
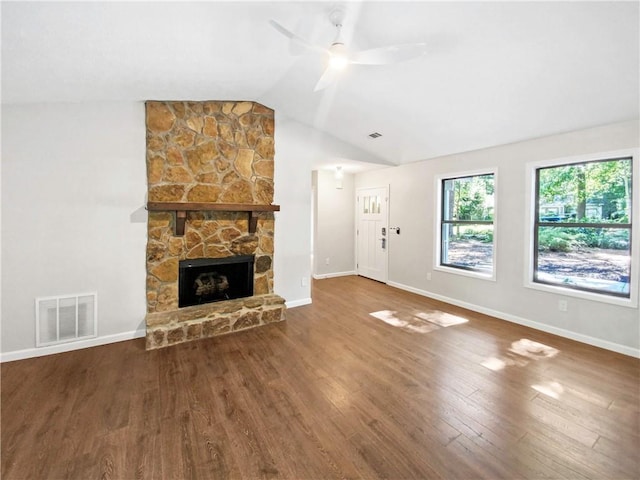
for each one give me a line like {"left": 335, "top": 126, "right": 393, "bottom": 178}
{"left": 369, "top": 309, "right": 468, "bottom": 334}
{"left": 480, "top": 353, "right": 530, "bottom": 371}
{"left": 480, "top": 356, "right": 507, "bottom": 371}
{"left": 509, "top": 339, "right": 559, "bottom": 359}
{"left": 414, "top": 311, "right": 468, "bottom": 327}
{"left": 481, "top": 338, "right": 559, "bottom": 372}
{"left": 531, "top": 381, "right": 564, "bottom": 399}
{"left": 481, "top": 339, "right": 563, "bottom": 399}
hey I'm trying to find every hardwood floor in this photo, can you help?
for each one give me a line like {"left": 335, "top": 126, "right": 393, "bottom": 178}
{"left": 2, "top": 275, "right": 639, "bottom": 479}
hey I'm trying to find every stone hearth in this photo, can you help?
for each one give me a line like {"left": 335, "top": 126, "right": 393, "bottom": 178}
{"left": 144, "top": 100, "right": 285, "bottom": 349}
{"left": 146, "top": 294, "right": 285, "bottom": 349}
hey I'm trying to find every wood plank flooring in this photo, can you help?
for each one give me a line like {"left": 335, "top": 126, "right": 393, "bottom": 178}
{"left": 2, "top": 275, "right": 639, "bottom": 479}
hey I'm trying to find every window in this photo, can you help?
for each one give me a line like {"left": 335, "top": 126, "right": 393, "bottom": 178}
{"left": 362, "top": 195, "right": 381, "bottom": 214}
{"left": 438, "top": 172, "right": 495, "bottom": 277}
{"left": 533, "top": 156, "right": 633, "bottom": 299}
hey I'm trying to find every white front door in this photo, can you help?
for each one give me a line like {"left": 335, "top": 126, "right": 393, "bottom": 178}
{"left": 356, "top": 186, "right": 389, "bottom": 283}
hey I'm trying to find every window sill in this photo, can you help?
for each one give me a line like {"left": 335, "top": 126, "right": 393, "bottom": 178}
{"left": 435, "top": 265, "right": 496, "bottom": 282}
{"left": 524, "top": 280, "right": 637, "bottom": 308}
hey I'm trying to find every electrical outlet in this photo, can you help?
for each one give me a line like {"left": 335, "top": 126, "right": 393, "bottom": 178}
{"left": 301, "top": 277, "right": 308, "bottom": 287}
{"left": 426, "top": 272, "right": 432, "bottom": 281}
{"left": 325, "top": 257, "right": 330, "bottom": 265}
{"left": 558, "top": 300, "right": 568, "bottom": 312}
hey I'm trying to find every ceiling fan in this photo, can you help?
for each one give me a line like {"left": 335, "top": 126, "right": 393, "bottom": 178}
{"left": 270, "top": 7, "right": 427, "bottom": 92}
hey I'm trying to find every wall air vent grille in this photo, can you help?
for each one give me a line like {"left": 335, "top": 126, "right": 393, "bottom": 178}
{"left": 368, "top": 132, "right": 382, "bottom": 138}
{"left": 35, "top": 293, "right": 98, "bottom": 347}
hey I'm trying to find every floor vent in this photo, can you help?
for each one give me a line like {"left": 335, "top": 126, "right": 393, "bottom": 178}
{"left": 36, "top": 293, "right": 97, "bottom": 347}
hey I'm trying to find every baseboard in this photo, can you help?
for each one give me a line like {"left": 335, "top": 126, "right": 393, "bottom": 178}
{"left": 387, "top": 281, "right": 640, "bottom": 358}
{"left": 0, "top": 329, "right": 147, "bottom": 363}
{"left": 1, "top": 298, "right": 314, "bottom": 361}
{"left": 313, "top": 270, "right": 356, "bottom": 280}
{"left": 286, "top": 298, "right": 312, "bottom": 308}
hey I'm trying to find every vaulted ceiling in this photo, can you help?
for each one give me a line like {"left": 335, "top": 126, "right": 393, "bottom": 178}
{"left": 2, "top": 1, "right": 638, "bottom": 169}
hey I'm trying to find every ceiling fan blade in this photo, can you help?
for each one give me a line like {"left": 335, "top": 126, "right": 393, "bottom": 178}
{"left": 269, "top": 20, "right": 327, "bottom": 55}
{"left": 350, "top": 43, "right": 427, "bottom": 65}
{"left": 313, "top": 67, "right": 341, "bottom": 92}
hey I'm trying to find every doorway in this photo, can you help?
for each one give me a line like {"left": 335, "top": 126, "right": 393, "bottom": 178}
{"left": 356, "top": 186, "right": 389, "bottom": 283}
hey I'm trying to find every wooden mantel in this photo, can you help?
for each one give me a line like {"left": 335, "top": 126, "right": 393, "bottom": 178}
{"left": 147, "top": 202, "right": 280, "bottom": 236}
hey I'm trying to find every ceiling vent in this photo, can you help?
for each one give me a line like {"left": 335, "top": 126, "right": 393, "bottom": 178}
{"left": 368, "top": 132, "right": 382, "bottom": 139}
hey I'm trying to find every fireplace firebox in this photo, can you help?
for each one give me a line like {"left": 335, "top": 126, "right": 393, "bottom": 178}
{"left": 178, "top": 255, "right": 254, "bottom": 308}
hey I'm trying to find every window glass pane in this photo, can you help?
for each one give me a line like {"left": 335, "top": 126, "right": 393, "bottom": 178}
{"left": 442, "top": 224, "right": 494, "bottom": 272}
{"left": 443, "top": 175, "right": 494, "bottom": 221}
{"left": 363, "top": 196, "right": 369, "bottom": 214}
{"left": 536, "top": 226, "right": 630, "bottom": 296}
{"left": 538, "top": 158, "right": 632, "bottom": 223}
{"left": 368, "top": 195, "right": 380, "bottom": 214}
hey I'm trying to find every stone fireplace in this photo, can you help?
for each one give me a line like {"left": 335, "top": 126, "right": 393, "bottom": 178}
{"left": 144, "top": 100, "right": 285, "bottom": 350}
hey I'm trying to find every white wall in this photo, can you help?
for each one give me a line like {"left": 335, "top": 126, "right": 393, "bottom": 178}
{"left": 356, "top": 120, "right": 640, "bottom": 356}
{"left": 312, "top": 169, "right": 355, "bottom": 278}
{"left": 1, "top": 102, "right": 148, "bottom": 358}
{"left": 272, "top": 114, "right": 313, "bottom": 307}
{"left": 1, "top": 103, "right": 317, "bottom": 360}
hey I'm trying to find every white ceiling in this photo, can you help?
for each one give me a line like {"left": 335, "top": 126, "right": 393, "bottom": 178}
{"left": 2, "top": 1, "right": 638, "bottom": 170}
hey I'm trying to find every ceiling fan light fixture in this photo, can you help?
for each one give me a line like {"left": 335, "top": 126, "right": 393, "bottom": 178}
{"left": 328, "top": 43, "right": 349, "bottom": 70}
{"left": 270, "top": 9, "right": 428, "bottom": 92}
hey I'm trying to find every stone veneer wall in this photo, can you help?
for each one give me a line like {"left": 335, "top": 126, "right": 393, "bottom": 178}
{"left": 144, "top": 100, "right": 285, "bottom": 349}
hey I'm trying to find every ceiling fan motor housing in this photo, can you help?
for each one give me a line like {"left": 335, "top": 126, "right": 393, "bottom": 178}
{"left": 328, "top": 6, "right": 346, "bottom": 28}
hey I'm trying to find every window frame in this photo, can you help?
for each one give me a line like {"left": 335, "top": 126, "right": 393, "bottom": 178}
{"left": 525, "top": 149, "right": 639, "bottom": 307}
{"left": 435, "top": 168, "right": 498, "bottom": 281}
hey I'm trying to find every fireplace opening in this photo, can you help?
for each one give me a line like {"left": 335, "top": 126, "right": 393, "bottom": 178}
{"left": 179, "top": 255, "right": 254, "bottom": 308}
